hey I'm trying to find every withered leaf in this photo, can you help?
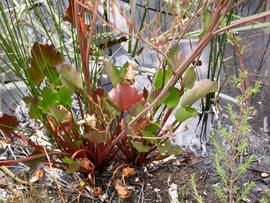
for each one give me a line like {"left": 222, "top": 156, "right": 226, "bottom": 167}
{"left": 56, "top": 64, "right": 84, "bottom": 91}
{"left": 124, "top": 63, "right": 135, "bottom": 84}
{"left": 83, "top": 129, "right": 108, "bottom": 144}
{"left": 29, "top": 168, "right": 44, "bottom": 183}
{"left": 29, "top": 42, "right": 62, "bottom": 85}
{"left": 79, "top": 158, "right": 95, "bottom": 173}
{"left": 114, "top": 179, "right": 131, "bottom": 199}
{"left": 63, "top": 0, "right": 75, "bottom": 26}
{"left": 122, "top": 166, "right": 135, "bottom": 177}
{"left": 93, "top": 186, "right": 102, "bottom": 198}
{"left": 0, "top": 114, "right": 19, "bottom": 137}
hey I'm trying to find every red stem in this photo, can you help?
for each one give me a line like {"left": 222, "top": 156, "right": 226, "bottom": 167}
{"left": 0, "top": 151, "right": 70, "bottom": 166}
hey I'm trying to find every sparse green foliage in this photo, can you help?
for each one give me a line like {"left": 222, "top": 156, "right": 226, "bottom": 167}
{"left": 211, "top": 70, "right": 261, "bottom": 203}
{"left": 190, "top": 174, "right": 204, "bottom": 203}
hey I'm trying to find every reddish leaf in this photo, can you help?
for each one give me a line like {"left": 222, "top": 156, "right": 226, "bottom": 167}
{"left": 29, "top": 42, "right": 62, "bottom": 85}
{"left": 0, "top": 114, "right": 19, "bottom": 137}
{"left": 92, "top": 88, "right": 104, "bottom": 103}
{"left": 79, "top": 158, "right": 95, "bottom": 173}
{"left": 108, "top": 84, "right": 144, "bottom": 112}
{"left": 63, "top": 0, "right": 75, "bottom": 26}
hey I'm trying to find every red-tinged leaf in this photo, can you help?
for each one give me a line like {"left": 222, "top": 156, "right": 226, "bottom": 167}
{"left": 63, "top": 0, "right": 75, "bottom": 26}
{"left": 143, "top": 88, "right": 148, "bottom": 100}
{"left": 108, "top": 84, "right": 144, "bottom": 111}
{"left": 0, "top": 114, "right": 19, "bottom": 137}
{"left": 78, "top": 158, "right": 95, "bottom": 173}
{"left": 92, "top": 88, "right": 104, "bottom": 103}
{"left": 29, "top": 42, "right": 62, "bottom": 85}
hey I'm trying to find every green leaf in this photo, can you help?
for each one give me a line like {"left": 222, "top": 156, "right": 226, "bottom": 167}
{"left": 175, "top": 106, "right": 197, "bottom": 123}
{"left": 83, "top": 130, "right": 108, "bottom": 143}
{"left": 168, "top": 145, "right": 182, "bottom": 155}
{"left": 182, "top": 65, "right": 196, "bottom": 89}
{"left": 131, "top": 141, "right": 150, "bottom": 153}
{"left": 127, "top": 100, "right": 144, "bottom": 116}
{"left": 162, "top": 87, "right": 180, "bottom": 108}
{"left": 49, "top": 106, "right": 72, "bottom": 122}
{"left": 66, "top": 160, "right": 80, "bottom": 174}
{"left": 38, "top": 87, "right": 58, "bottom": 112}
{"left": 158, "top": 142, "right": 182, "bottom": 155}
{"left": 25, "top": 96, "right": 42, "bottom": 120}
{"left": 140, "top": 130, "right": 155, "bottom": 143}
{"left": 154, "top": 68, "right": 172, "bottom": 89}
{"left": 58, "top": 87, "right": 72, "bottom": 106}
{"left": 63, "top": 157, "right": 74, "bottom": 164}
{"left": 180, "top": 79, "right": 217, "bottom": 107}
{"left": 200, "top": 9, "right": 212, "bottom": 40}
{"left": 57, "top": 64, "right": 84, "bottom": 91}
{"left": 167, "top": 44, "right": 184, "bottom": 70}
{"left": 103, "top": 59, "right": 123, "bottom": 86}
{"left": 63, "top": 157, "right": 81, "bottom": 174}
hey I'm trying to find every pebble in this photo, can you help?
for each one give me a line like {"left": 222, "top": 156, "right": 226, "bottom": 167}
{"left": 154, "top": 188, "right": 160, "bottom": 193}
{"left": 261, "top": 172, "right": 269, "bottom": 178}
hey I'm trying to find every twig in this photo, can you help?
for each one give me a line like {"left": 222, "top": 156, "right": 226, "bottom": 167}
{"left": 213, "top": 10, "right": 270, "bottom": 35}
{"left": 0, "top": 166, "right": 29, "bottom": 185}
{"left": 43, "top": 147, "right": 66, "bottom": 203}
{"left": 0, "top": 151, "right": 69, "bottom": 166}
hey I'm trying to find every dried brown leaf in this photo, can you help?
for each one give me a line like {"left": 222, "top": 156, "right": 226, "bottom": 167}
{"left": 29, "top": 168, "right": 44, "bottom": 183}
{"left": 0, "top": 114, "right": 19, "bottom": 137}
{"left": 122, "top": 166, "right": 135, "bottom": 177}
{"left": 93, "top": 186, "right": 102, "bottom": 198}
{"left": 114, "top": 179, "right": 131, "bottom": 199}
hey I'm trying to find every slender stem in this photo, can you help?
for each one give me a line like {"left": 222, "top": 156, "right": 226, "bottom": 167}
{"left": 0, "top": 151, "right": 70, "bottom": 166}
{"left": 213, "top": 10, "right": 270, "bottom": 35}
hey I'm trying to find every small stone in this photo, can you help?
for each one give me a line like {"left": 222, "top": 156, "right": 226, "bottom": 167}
{"left": 154, "top": 188, "right": 160, "bottom": 193}
{"left": 261, "top": 172, "right": 269, "bottom": 178}
{"left": 172, "top": 160, "right": 181, "bottom": 166}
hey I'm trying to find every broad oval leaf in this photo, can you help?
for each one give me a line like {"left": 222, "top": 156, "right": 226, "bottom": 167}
{"left": 200, "top": 9, "right": 212, "bottom": 40}
{"left": 49, "top": 105, "right": 72, "bottom": 123}
{"left": 182, "top": 65, "right": 196, "bottom": 89}
{"left": 29, "top": 42, "right": 62, "bottom": 85}
{"left": 175, "top": 106, "right": 197, "bottom": 123}
{"left": 127, "top": 100, "right": 144, "bottom": 116}
{"left": 167, "top": 44, "right": 185, "bottom": 70}
{"left": 83, "top": 129, "right": 108, "bottom": 144}
{"left": 103, "top": 59, "right": 123, "bottom": 87}
{"left": 154, "top": 68, "right": 172, "bottom": 89}
{"left": 162, "top": 87, "right": 180, "bottom": 108}
{"left": 131, "top": 141, "right": 150, "bottom": 153}
{"left": 108, "top": 84, "right": 144, "bottom": 112}
{"left": 57, "top": 64, "right": 83, "bottom": 91}
{"left": 180, "top": 79, "right": 217, "bottom": 107}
